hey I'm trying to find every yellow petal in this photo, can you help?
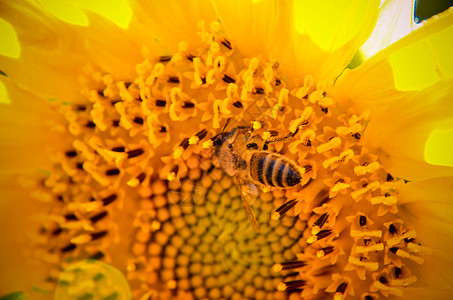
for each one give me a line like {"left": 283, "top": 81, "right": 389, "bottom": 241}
{"left": 1, "top": 1, "right": 144, "bottom": 101}
{"left": 398, "top": 177, "right": 453, "bottom": 291}
{"left": 335, "top": 8, "right": 453, "bottom": 181}
{"left": 128, "top": 0, "right": 217, "bottom": 50}
{"left": 0, "top": 78, "right": 56, "bottom": 174}
{"left": 0, "top": 17, "right": 20, "bottom": 58}
{"left": 37, "top": 0, "right": 133, "bottom": 28}
{"left": 275, "top": 0, "right": 379, "bottom": 84}
{"left": 0, "top": 174, "right": 51, "bottom": 296}
{"left": 425, "top": 128, "right": 453, "bottom": 167}
{"left": 0, "top": 1, "right": 87, "bottom": 100}
{"left": 38, "top": 0, "right": 90, "bottom": 27}
{"left": 360, "top": 0, "right": 416, "bottom": 60}
{"left": 212, "top": 0, "right": 279, "bottom": 57}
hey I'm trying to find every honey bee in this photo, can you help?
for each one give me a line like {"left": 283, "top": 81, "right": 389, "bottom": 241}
{"left": 211, "top": 120, "right": 306, "bottom": 233}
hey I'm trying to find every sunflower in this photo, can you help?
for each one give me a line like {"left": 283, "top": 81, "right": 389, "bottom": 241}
{"left": 1, "top": 0, "right": 453, "bottom": 299}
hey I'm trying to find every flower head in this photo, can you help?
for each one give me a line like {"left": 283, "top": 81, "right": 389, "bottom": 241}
{"left": 1, "top": 1, "right": 453, "bottom": 299}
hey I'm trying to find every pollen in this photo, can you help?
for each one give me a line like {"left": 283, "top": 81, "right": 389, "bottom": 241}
{"left": 27, "top": 17, "right": 427, "bottom": 300}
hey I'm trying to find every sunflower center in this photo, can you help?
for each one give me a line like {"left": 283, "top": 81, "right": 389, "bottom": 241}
{"left": 33, "top": 20, "right": 426, "bottom": 300}
{"left": 128, "top": 156, "right": 304, "bottom": 299}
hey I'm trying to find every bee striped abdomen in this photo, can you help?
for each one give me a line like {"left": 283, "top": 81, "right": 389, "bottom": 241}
{"left": 251, "top": 152, "right": 301, "bottom": 188}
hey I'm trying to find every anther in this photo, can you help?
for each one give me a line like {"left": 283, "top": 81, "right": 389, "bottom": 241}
{"left": 102, "top": 194, "right": 117, "bottom": 206}
{"left": 275, "top": 78, "right": 281, "bottom": 86}
{"left": 386, "top": 173, "right": 394, "bottom": 182}
{"left": 336, "top": 282, "right": 348, "bottom": 294}
{"left": 155, "top": 99, "right": 166, "bottom": 107}
{"left": 222, "top": 74, "right": 236, "bottom": 84}
{"left": 127, "top": 148, "right": 144, "bottom": 158}
{"left": 65, "top": 213, "right": 78, "bottom": 221}
{"left": 105, "top": 168, "right": 120, "bottom": 176}
{"left": 379, "top": 276, "right": 388, "bottom": 285}
{"left": 394, "top": 267, "right": 402, "bottom": 279}
{"left": 272, "top": 199, "right": 298, "bottom": 220}
{"left": 75, "top": 105, "right": 86, "bottom": 111}
{"left": 159, "top": 126, "right": 167, "bottom": 133}
{"left": 136, "top": 172, "right": 146, "bottom": 183}
{"left": 232, "top": 101, "right": 243, "bottom": 108}
{"left": 317, "top": 246, "right": 334, "bottom": 257}
{"left": 159, "top": 55, "right": 172, "bottom": 62}
{"left": 316, "top": 229, "right": 333, "bottom": 240}
{"left": 61, "top": 243, "right": 76, "bottom": 253}
{"left": 65, "top": 150, "right": 77, "bottom": 157}
{"left": 279, "top": 260, "right": 306, "bottom": 270}
{"left": 90, "top": 211, "right": 108, "bottom": 223}
{"left": 314, "top": 213, "right": 329, "bottom": 229}
{"left": 182, "top": 101, "right": 195, "bottom": 108}
{"left": 169, "top": 165, "right": 179, "bottom": 178}
{"left": 168, "top": 76, "right": 180, "bottom": 83}
{"left": 353, "top": 132, "right": 361, "bottom": 139}
{"left": 389, "top": 224, "right": 398, "bottom": 235}
{"left": 221, "top": 39, "right": 232, "bottom": 50}
{"left": 90, "top": 252, "right": 104, "bottom": 260}
{"left": 133, "top": 117, "right": 144, "bottom": 125}
{"left": 90, "top": 231, "right": 108, "bottom": 241}
{"left": 179, "top": 138, "right": 190, "bottom": 150}
{"left": 112, "top": 120, "right": 120, "bottom": 127}
{"left": 359, "top": 215, "right": 367, "bottom": 226}
{"left": 52, "top": 228, "right": 62, "bottom": 236}
{"left": 85, "top": 121, "right": 96, "bottom": 128}
{"left": 253, "top": 87, "right": 264, "bottom": 94}
{"left": 278, "top": 280, "right": 306, "bottom": 291}
{"left": 111, "top": 146, "right": 125, "bottom": 152}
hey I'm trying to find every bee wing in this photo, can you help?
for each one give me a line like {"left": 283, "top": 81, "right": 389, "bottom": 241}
{"left": 235, "top": 176, "right": 259, "bottom": 233}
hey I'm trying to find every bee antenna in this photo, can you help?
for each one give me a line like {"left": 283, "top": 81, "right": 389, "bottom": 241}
{"left": 221, "top": 118, "right": 231, "bottom": 134}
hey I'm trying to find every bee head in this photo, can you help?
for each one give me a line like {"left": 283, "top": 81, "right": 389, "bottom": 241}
{"left": 212, "top": 132, "right": 229, "bottom": 147}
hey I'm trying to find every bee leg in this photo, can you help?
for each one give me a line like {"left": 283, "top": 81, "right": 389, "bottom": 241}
{"left": 263, "top": 126, "right": 301, "bottom": 149}
{"left": 226, "top": 126, "right": 251, "bottom": 141}
{"left": 235, "top": 176, "right": 259, "bottom": 233}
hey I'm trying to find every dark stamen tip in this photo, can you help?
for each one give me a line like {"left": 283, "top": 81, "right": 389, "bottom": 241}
{"left": 105, "top": 168, "right": 120, "bottom": 176}
{"left": 127, "top": 148, "right": 144, "bottom": 158}
{"left": 133, "top": 117, "right": 144, "bottom": 125}
{"left": 159, "top": 55, "right": 172, "bottom": 62}
{"left": 155, "top": 99, "right": 166, "bottom": 107}
{"left": 111, "top": 146, "right": 125, "bottom": 152}
{"left": 168, "top": 76, "right": 180, "bottom": 83}
{"left": 90, "top": 211, "right": 108, "bottom": 223}
{"left": 179, "top": 138, "right": 190, "bottom": 150}
{"left": 65, "top": 150, "right": 77, "bottom": 158}
{"left": 389, "top": 224, "right": 398, "bottom": 234}
{"left": 85, "top": 121, "right": 96, "bottom": 128}
{"left": 182, "top": 101, "right": 195, "bottom": 109}
{"left": 102, "top": 194, "right": 117, "bottom": 206}
{"left": 335, "top": 282, "right": 348, "bottom": 294}
{"left": 91, "top": 231, "right": 108, "bottom": 240}
{"left": 222, "top": 74, "right": 236, "bottom": 84}
{"left": 359, "top": 215, "right": 367, "bottom": 226}
{"left": 233, "top": 101, "right": 243, "bottom": 108}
